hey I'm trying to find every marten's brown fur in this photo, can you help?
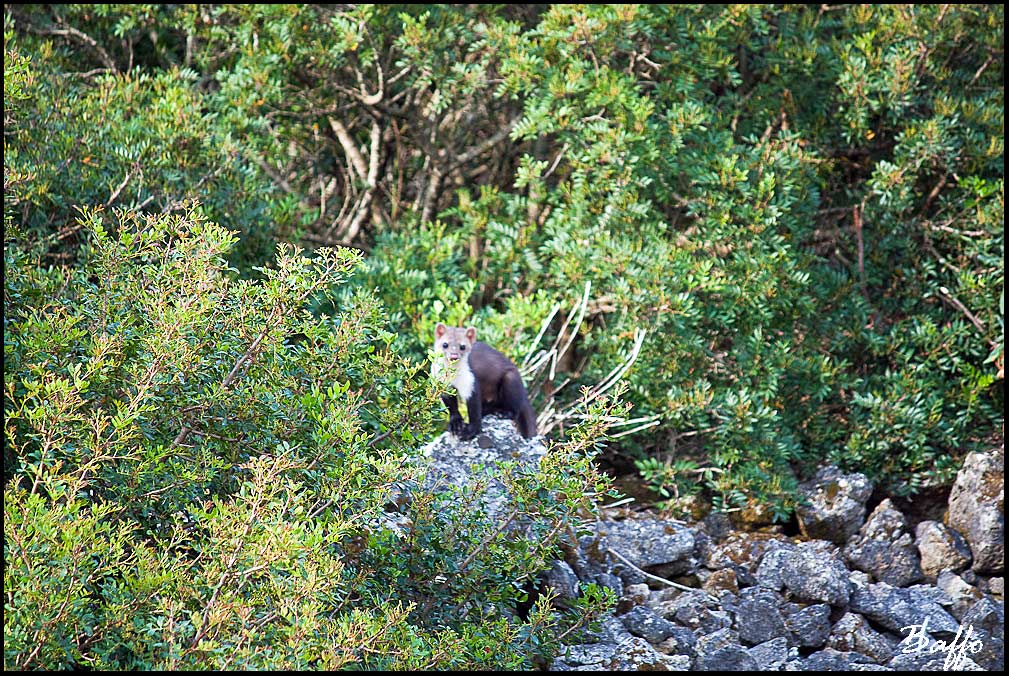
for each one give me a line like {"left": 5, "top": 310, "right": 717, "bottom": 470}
{"left": 433, "top": 323, "right": 537, "bottom": 441}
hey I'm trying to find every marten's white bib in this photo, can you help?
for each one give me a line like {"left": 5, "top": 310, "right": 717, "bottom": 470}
{"left": 432, "top": 357, "right": 475, "bottom": 401}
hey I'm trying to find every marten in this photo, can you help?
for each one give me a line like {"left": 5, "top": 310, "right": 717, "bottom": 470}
{"left": 432, "top": 323, "right": 538, "bottom": 441}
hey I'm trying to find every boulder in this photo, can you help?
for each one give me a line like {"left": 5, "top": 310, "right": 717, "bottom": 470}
{"left": 781, "top": 540, "right": 852, "bottom": 606}
{"left": 946, "top": 449, "right": 1004, "bottom": 574}
{"left": 843, "top": 499, "right": 923, "bottom": 586}
{"left": 915, "top": 520, "right": 972, "bottom": 578}
{"left": 849, "top": 581, "right": 959, "bottom": 637}
{"left": 796, "top": 466, "right": 873, "bottom": 544}
{"left": 826, "top": 612, "right": 897, "bottom": 663}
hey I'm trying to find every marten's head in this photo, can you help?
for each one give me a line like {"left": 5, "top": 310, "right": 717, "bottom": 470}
{"left": 434, "top": 323, "right": 476, "bottom": 365}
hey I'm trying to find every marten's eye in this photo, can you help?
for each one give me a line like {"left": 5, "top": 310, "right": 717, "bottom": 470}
{"left": 460, "top": 345, "right": 466, "bottom": 351}
{"left": 442, "top": 342, "right": 449, "bottom": 349}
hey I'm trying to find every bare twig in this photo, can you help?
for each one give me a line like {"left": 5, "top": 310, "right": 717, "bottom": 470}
{"left": 607, "top": 546, "right": 717, "bottom": 601}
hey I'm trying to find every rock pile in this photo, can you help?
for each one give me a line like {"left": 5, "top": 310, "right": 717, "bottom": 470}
{"left": 550, "top": 451, "right": 1004, "bottom": 671}
{"left": 419, "top": 419, "right": 1004, "bottom": 671}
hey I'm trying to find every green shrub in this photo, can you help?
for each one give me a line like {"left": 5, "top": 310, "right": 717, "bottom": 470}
{"left": 3, "top": 208, "right": 614, "bottom": 670}
{"left": 5, "top": 2, "right": 1003, "bottom": 524}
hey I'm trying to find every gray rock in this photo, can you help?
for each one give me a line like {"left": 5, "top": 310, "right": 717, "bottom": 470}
{"left": 654, "top": 589, "right": 733, "bottom": 633}
{"left": 849, "top": 581, "right": 959, "bottom": 637}
{"left": 615, "top": 582, "right": 650, "bottom": 613}
{"left": 935, "top": 570, "right": 983, "bottom": 620}
{"left": 916, "top": 520, "right": 972, "bottom": 577}
{"left": 551, "top": 642, "right": 618, "bottom": 669}
{"left": 543, "top": 560, "right": 581, "bottom": 606}
{"left": 848, "top": 664, "right": 895, "bottom": 671}
{"left": 735, "top": 587, "right": 788, "bottom": 645}
{"left": 843, "top": 499, "right": 923, "bottom": 587}
{"left": 961, "top": 596, "right": 1004, "bottom": 637}
{"left": 781, "top": 540, "right": 852, "bottom": 606}
{"left": 696, "top": 646, "right": 759, "bottom": 671}
{"left": 595, "top": 572, "right": 624, "bottom": 598}
{"left": 612, "top": 637, "right": 693, "bottom": 671}
{"left": 654, "top": 625, "right": 697, "bottom": 657}
{"left": 962, "top": 627, "right": 1004, "bottom": 672}
{"left": 887, "top": 649, "right": 985, "bottom": 671}
{"left": 796, "top": 466, "right": 873, "bottom": 544}
{"left": 798, "top": 648, "right": 875, "bottom": 670}
{"left": 784, "top": 603, "right": 832, "bottom": 648}
{"left": 695, "top": 627, "right": 740, "bottom": 656}
{"left": 748, "top": 637, "right": 791, "bottom": 671}
{"left": 422, "top": 416, "right": 548, "bottom": 520}
{"left": 946, "top": 449, "right": 1004, "bottom": 574}
{"left": 989, "top": 576, "right": 1004, "bottom": 597}
{"left": 755, "top": 540, "right": 798, "bottom": 591}
{"left": 594, "top": 518, "right": 696, "bottom": 574}
{"left": 620, "top": 605, "right": 680, "bottom": 645}
{"left": 826, "top": 612, "right": 897, "bottom": 663}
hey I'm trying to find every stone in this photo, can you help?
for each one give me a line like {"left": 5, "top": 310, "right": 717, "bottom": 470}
{"left": 696, "top": 646, "right": 759, "bottom": 671}
{"left": 799, "top": 648, "right": 875, "bottom": 670}
{"left": 849, "top": 582, "right": 959, "bottom": 637}
{"left": 747, "top": 637, "right": 791, "bottom": 671}
{"left": 654, "top": 625, "right": 697, "bottom": 657}
{"left": 615, "top": 582, "right": 650, "bottom": 613}
{"left": 843, "top": 499, "right": 923, "bottom": 587}
{"left": 594, "top": 518, "right": 696, "bottom": 573}
{"left": 702, "top": 567, "right": 739, "bottom": 595}
{"left": 781, "top": 540, "right": 852, "bottom": 606}
{"left": 755, "top": 540, "right": 797, "bottom": 591}
{"left": 654, "top": 589, "right": 732, "bottom": 633}
{"left": 796, "top": 466, "right": 873, "bottom": 544}
{"left": 542, "top": 560, "right": 581, "bottom": 607}
{"left": 422, "top": 416, "right": 547, "bottom": 521}
{"left": 620, "top": 605, "right": 680, "bottom": 645}
{"left": 915, "top": 520, "right": 972, "bottom": 577}
{"left": 826, "top": 612, "right": 897, "bottom": 663}
{"left": 734, "top": 587, "right": 787, "bottom": 645}
{"left": 887, "top": 650, "right": 984, "bottom": 671}
{"left": 783, "top": 603, "right": 832, "bottom": 648}
{"left": 946, "top": 448, "right": 1004, "bottom": 574}
{"left": 935, "top": 570, "right": 983, "bottom": 620}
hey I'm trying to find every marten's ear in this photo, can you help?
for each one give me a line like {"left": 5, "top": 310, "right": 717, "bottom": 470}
{"left": 464, "top": 326, "right": 477, "bottom": 344}
{"left": 435, "top": 322, "right": 448, "bottom": 339}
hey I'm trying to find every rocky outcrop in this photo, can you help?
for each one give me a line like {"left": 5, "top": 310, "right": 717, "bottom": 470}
{"left": 546, "top": 463, "right": 1004, "bottom": 672}
{"left": 418, "top": 429, "right": 1005, "bottom": 672}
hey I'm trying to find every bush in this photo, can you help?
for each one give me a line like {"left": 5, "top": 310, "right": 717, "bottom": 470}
{"left": 3, "top": 208, "right": 614, "bottom": 670}
{"left": 4, "top": 0, "right": 1003, "bottom": 573}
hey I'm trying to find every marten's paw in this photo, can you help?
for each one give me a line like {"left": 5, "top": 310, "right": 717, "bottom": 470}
{"left": 458, "top": 424, "right": 478, "bottom": 442}
{"left": 449, "top": 415, "right": 466, "bottom": 436}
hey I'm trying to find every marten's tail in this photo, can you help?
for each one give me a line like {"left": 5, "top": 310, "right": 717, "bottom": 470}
{"left": 517, "top": 402, "right": 537, "bottom": 439}
{"left": 502, "top": 370, "right": 538, "bottom": 439}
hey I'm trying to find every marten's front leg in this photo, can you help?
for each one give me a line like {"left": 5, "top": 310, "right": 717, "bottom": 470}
{"left": 459, "top": 392, "right": 483, "bottom": 441}
{"left": 443, "top": 394, "right": 466, "bottom": 437}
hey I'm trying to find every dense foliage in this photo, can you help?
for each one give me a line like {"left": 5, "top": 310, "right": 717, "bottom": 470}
{"left": 4, "top": 3, "right": 1004, "bottom": 669}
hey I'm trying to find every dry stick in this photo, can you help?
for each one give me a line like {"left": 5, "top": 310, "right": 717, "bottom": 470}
{"left": 27, "top": 23, "right": 117, "bottom": 72}
{"left": 607, "top": 546, "right": 717, "bottom": 602}
{"left": 520, "top": 303, "right": 561, "bottom": 371}
{"left": 552, "top": 281, "right": 592, "bottom": 382}
{"left": 105, "top": 170, "right": 133, "bottom": 208}
{"left": 341, "top": 120, "right": 383, "bottom": 244}
{"left": 936, "top": 286, "right": 995, "bottom": 346}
